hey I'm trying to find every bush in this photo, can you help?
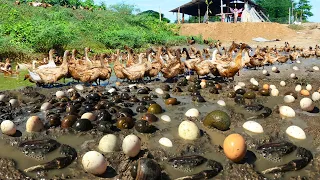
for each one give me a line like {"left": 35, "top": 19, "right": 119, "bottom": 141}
{"left": 0, "top": 0, "right": 187, "bottom": 60}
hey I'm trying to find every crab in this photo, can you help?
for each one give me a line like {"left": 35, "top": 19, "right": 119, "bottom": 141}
{"left": 256, "top": 141, "right": 313, "bottom": 174}
{"left": 168, "top": 155, "right": 223, "bottom": 179}
{"left": 18, "top": 139, "right": 77, "bottom": 172}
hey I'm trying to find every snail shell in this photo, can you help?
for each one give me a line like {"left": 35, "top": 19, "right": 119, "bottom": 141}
{"left": 116, "top": 117, "right": 134, "bottom": 129}
{"left": 135, "top": 120, "right": 155, "bottom": 133}
{"left": 131, "top": 158, "right": 161, "bottom": 180}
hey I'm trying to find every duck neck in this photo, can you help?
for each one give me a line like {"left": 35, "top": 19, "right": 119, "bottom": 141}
{"left": 184, "top": 49, "right": 191, "bottom": 60}
{"left": 138, "top": 53, "right": 144, "bottom": 64}
{"left": 211, "top": 49, "right": 218, "bottom": 61}
{"left": 48, "top": 50, "right": 54, "bottom": 63}
{"left": 84, "top": 48, "right": 90, "bottom": 61}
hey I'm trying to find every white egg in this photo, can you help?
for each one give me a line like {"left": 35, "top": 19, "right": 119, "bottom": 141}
{"left": 9, "top": 99, "right": 19, "bottom": 108}
{"left": 306, "top": 84, "right": 312, "bottom": 91}
{"left": 1, "top": 120, "right": 16, "bottom": 136}
{"left": 75, "top": 84, "right": 84, "bottom": 91}
{"left": 290, "top": 73, "right": 296, "bottom": 79}
{"left": 286, "top": 126, "right": 306, "bottom": 140}
{"left": 271, "top": 89, "right": 279, "bottom": 96}
{"left": 108, "top": 88, "right": 116, "bottom": 93}
{"left": 312, "top": 92, "right": 320, "bottom": 101}
{"left": 155, "top": 88, "right": 164, "bottom": 95}
{"left": 271, "top": 66, "right": 278, "bottom": 72}
{"left": 280, "top": 81, "right": 286, "bottom": 87}
{"left": 26, "top": 116, "right": 44, "bottom": 132}
{"left": 295, "top": 85, "right": 302, "bottom": 92}
{"left": 217, "top": 100, "right": 226, "bottom": 106}
{"left": 186, "top": 75, "right": 191, "bottom": 80}
{"left": 67, "top": 88, "right": 75, "bottom": 93}
{"left": 250, "top": 78, "right": 259, "bottom": 86}
{"left": 234, "top": 85, "right": 242, "bottom": 91}
{"left": 0, "top": 94, "right": 5, "bottom": 101}
{"left": 279, "top": 106, "right": 296, "bottom": 118}
{"left": 161, "top": 115, "right": 171, "bottom": 122}
{"left": 262, "top": 70, "right": 269, "bottom": 75}
{"left": 237, "top": 82, "right": 246, "bottom": 87}
{"left": 242, "top": 121, "right": 264, "bottom": 134}
{"left": 55, "top": 91, "right": 65, "bottom": 98}
{"left": 269, "top": 85, "right": 276, "bottom": 90}
{"left": 159, "top": 137, "right": 173, "bottom": 147}
{"left": 296, "top": 60, "right": 301, "bottom": 64}
{"left": 300, "top": 98, "right": 314, "bottom": 111}
{"left": 81, "top": 112, "right": 96, "bottom": 121}
{"left": 122, "top": 134, "right": 141, "bottom": 157}
{"left": 178, "top": 120, "right": 200, "bottom": 140}
{"left": 185, "top": 108, "right": 200, "bottom": 118}
{"left": 128, "top": 84, "right": 137, "bottom": 88}
{"left": 98, "top": 134, "right": 119, "bottom": 153}
{"left": 200, "top": 82, "right": 206, "bottom": 89}
{"left": 82, "top": 151, "right": 108, "bottom": 175}
{"left": 292, "top": 66, "right": 299, "bottom": 71}
{"left": 40, "top": 102, "right": 52, "bottom": 111}
{"left": 313, "top": 66, "right": 319, "bottom": 71}
{"left": 284, "top": 95, "right": 295, "bottom": 103}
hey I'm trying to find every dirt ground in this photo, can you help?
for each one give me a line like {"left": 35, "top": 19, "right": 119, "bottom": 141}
{"left": 179, "top": 22, "right": 320, "bottom": 48}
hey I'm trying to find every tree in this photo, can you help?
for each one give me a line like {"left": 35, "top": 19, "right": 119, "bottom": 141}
{"left": 255, "top": 0, "right": 292, "bottom": 23}
{"left": 294, "top": 0, "right": 313, "bottom": 21}
{"left": 138, "top": 10, "right": 170, "bottom": 23}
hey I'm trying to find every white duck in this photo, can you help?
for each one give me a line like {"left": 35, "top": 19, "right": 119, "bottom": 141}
{"left": 37, "top": 49, "right": 57, "bottom": 69}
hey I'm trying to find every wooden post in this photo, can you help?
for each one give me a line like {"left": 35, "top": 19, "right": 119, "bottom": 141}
{"left": 288, "top": 7, "right": 291, "bottom": 24}
{"left": 182, "top": 13, "right": 185, "bottom": 23}
{"left": 300, "top": 9, "right": 303, "bottom": 22}
{"left": 178, "top": 7, "right": 181, "bottom": 24}
{"left": 198, "top": 4, "right": 200, "bottom": 23}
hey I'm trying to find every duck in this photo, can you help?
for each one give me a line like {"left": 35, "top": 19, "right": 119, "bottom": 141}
{"left": 144, "top": 48, "right": 161, "bottom": 80}
{"left": 183, "top": 47, "right": 199, "bottom": 74}
{"left": 187, "top": 37, "right": 195, "bottom": 45}
{"left": 161, "top": 49, "right": 184, "bottom": 79}
{"left": 194, "top": 50, "right": 215, "bottom": 77}
{"left": 17, "top": 60, "right": 38, "bottom": 70}
{"left": 315, "top": 45, "right": 320, "bottom": 58}
{"left": 30, "top": 50, "right": 70, "bottom": 85}
{"left": 276, "top": 51, "right": 289, "bottom": 64}
{"left": 37, "top": 49, "right": 57, "bottom": 69}
{"left": 213, "top": 44, "right": 251, "bottom": 81}
{"left": 113, "top": 50, "right": 127, "bottom": 81}
{"left": 289, "top": 48, "right": 300, "bottom": 62}
{"left": 97, "top": 58, "right": 112, "bottom": 85}
{"left": 121, "top": 53, "right": 149, "bottom": 81}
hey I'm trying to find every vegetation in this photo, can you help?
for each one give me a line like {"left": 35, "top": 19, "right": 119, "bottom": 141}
{"left": 0, "top": 0, "right": 186, "bottom": 60}
{"left": 255, "top": 0, "right": 313, "bottom": 23}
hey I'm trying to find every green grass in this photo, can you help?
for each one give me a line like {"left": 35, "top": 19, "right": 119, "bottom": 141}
{"left": 0, "top": 0, "right": 187, "bottom": 61}
{"left": 0, "top": 70, "right": 33, "bottom": 91}
{"left": 288, "top": 24, "right": 305, "bottom": 31}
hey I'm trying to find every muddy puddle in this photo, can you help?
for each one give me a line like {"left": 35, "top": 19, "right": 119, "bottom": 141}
{"left": 1, "top": 56, "right": 320, "bottom": 179}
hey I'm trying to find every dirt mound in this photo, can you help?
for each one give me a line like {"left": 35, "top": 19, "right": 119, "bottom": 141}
{"left": 179, "top": 22, "right": 296, "bottom": 43}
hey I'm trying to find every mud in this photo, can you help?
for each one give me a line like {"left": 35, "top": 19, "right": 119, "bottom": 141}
{"left": 0, "top": 55, "right": 320, "bottom": 179}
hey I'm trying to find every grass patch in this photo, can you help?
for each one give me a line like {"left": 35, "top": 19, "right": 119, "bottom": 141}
{"left": 288, "top": 24, "right": 305, "bottom": 31}
{"left": 0, "top": 70, "right": 33, "bottom": 91}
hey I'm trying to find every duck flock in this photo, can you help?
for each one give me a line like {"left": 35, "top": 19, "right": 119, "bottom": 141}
{"left": 7, "top": 42, "right": 320, "bottom": 87}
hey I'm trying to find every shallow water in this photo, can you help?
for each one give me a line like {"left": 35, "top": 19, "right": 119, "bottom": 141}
{"left": 1, "top": 56, "right": 320, "bottom": 179}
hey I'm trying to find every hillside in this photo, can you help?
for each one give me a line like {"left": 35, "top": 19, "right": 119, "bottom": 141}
{"left": 0, "top": 0, "right": 185, "bottom": 60}
{"left": 180, "top": 22, "right": 296, "bottom": 43}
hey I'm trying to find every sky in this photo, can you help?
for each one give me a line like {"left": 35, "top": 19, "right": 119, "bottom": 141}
{"left": 95, "top": 0, "right": 319, "bottom": 23}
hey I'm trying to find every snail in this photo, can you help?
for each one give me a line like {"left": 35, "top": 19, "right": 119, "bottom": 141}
{"left": 131, "top": 158, "right": 161, "bottom": 180}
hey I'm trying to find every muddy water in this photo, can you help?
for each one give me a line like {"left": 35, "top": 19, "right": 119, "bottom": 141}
{"left": 0, "top": 134, "right": 93, "bottom": 178}
{"left": 1, "top": 57, "right": 320, "bottom": 179}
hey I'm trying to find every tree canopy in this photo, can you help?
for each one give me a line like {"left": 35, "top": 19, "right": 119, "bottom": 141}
{"left": 255, "top": 0, "right": 313, "bottom": 23}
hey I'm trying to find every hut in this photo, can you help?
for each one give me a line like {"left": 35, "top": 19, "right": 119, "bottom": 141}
{"left": 170, "top": 0, "right": 267, "bottom": 23}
